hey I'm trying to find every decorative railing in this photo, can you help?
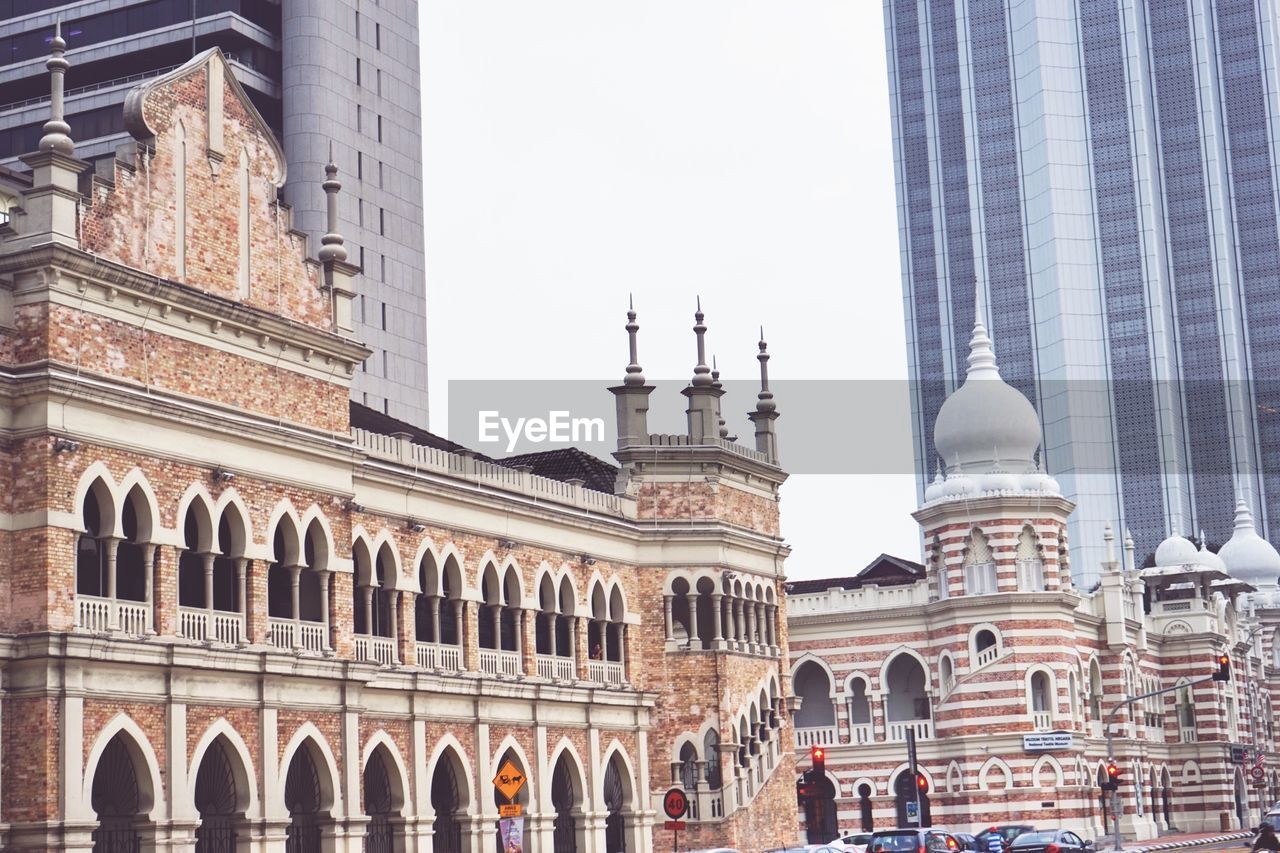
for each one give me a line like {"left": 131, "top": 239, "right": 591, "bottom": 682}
{"left": 849, "top": 723, "right": 873, "bottom": 744}
{"left": 974, "top": 644, "right": 1000, "bottom": 668}
{"left": 415, "top": 642, "right": 463, "bottom": 671}
{"left": 76, "top": 595, "right": 151, "bottom": 635}
{"left": 887, "top": 719, "right": 934, "bottom": 742}
{"left": 179, "top": 608, "right": 244, "bottom": 644}
{"left": 1179, "top": 725, "right": 1197, "bottom": 743}
{"left": 794, "top": 725, "right": 838, "bottom": 748}
{"left": 479, "top": 648, "right": 522, "bottom": 676}
{"left": 537, "top": 655, "right": 575, "bottom": 681}
{"left": 266, "top": 618, "right": 327, "bottom": 652}
{"left": 354, "top": 635, "right": 397, "bottom": 666}
{"left": 788, "top": 582, "right": 929, "bottom": 616}
{"left": 352, "top": 428, "right": 625, "bottom": 516}
{"left": 1032, "top": 711, "right": 1053, "bottom": 731}
{"left": 586, "top": 659, "right": 625, "bottom": 686}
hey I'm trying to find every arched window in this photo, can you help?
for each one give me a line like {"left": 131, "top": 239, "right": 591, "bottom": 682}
{"left": 793, "top": 661, "right": 835, "bottom": 744}
{"left": 1029, "top": 671, "right": 1052, "bottom": 730}
{"left": 1089, "top": 659, "right": 1104, "bottom": 720}
{"left": 884, "top": 654, "right": 931, "bottom": 740}
{"left": 77, "top": 483, "right": 113, "bottom": 599}
{"left": 194, "top": 737, "right": 243, "bottom": 853}
{"left": 973, "top": 628, "right": 1000, "bottom": 668}
{"left": 847, "top": 678, "right": 872, "bottom": 743}
{"left": 284, "top": 744, "right": 328, "bottom": 852}
{"left": 939, "top": 656, "right": 956, "bottom": 694}
{"left": 858, "top": 782, "right": 873, "bottom": 832}
{"left": 1177, "top": 686, "right": 1196, "bottom": 741}
{"left": 1016, "top": 526, "right": 1044, "bottom": 591}
{"left": 91, "top": 733, "right": 148, "bottom": 851}
{"left": 964, "top": 528, "right": 997, "bottom": 595}
{"left": 415, "top": 551, "right": 463, "bottom": 671}
{"left": 668, "top": 577, "right": 692, "bottom": 644}
{"left": 363, "top": 746, "right": 403, "bottom": 852}
{"left": 430, "top": 750, "right": 466, "bottom": 853}
{"left": 703, "top": 730, "right": 722, "bottom": 789}
{"left": 604, "top": 755, "right": 631, "bottom": 853}
{"left": 1068, "top": 671, "right": 1081, "bottom": 727}
{"left": 678, "top": 741, "right": 698, "bottom": 791}
{"left": 551, "top": 753, "right": 585, "bottom": 852}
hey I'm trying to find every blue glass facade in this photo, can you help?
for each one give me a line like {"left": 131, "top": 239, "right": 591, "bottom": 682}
{"left": 886, "top": 0, "right": 1280, "bottom": 577}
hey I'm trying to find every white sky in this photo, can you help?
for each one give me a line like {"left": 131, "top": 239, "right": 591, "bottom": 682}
{"left": 418, "top": 1, "right": 921, "bottom": 580}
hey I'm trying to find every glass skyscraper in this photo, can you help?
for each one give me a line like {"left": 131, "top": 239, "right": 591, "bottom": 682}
{"left": 0, "top": 0, "right": 430, "bottom": 427}
{"left": 885, "top": 0, "right": 1280, "bottom": 584}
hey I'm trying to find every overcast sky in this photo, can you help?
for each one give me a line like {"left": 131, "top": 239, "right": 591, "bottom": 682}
{"left": 418, "top": 2, "right": 921, "bottom": 579}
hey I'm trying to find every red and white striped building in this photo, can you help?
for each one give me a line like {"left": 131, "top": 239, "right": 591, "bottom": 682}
{"left": 786, "top": 314, "right": 1280, "bottom": 843}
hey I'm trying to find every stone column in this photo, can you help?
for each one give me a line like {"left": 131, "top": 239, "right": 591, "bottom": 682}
{"left": 766, "top": 604, "right": 778, "bottom": 652}
{"left": 429, "top": 596, "right": 441, "bottom": 645}
{"left": 361, "top": 585, "right": 374, "bottom": 636}
{"left": 316, "top": 570, "right": 332, "bottom": 650}
{"left": 234, "top": 557, "right": 248, "bottom": 641}
{"left": 105, "top": 538, "right": 121, "bottom": 629}
{"left": 710, "top": 592, "right": 724, "bottom": 646}
{"left": 732, "top": 598, "right": 744, "bottom": 648}
{"left": 620, "top": 624, "right": 629, "bottom": 682}
{"left": 685, "top": 593, "right": 700, "bottom": 645}
{"left": 202, "top": 553, "right": 216, "bottom": 628}
{"left": 142, "top": 543, "right": 157, "bottom": 634}
{"left": 289, "top": 565, "right": 303, "bottom": 648}
{"left": 754, "top": 602, "right": 765, "bottom": 650}
{"left": 387, "top": 591, "right": 400, "bottom": 659}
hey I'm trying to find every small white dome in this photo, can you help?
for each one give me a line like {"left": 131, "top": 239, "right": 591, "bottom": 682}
{"left": 982, "top": 471, "right": 1020, "bottom": 493}
{"left": 933, "top": 319, "right": 1042, "bottom": 478}
{"left": 1154, "top": 534, "right": 1197, "bottom": 567}
{"left": 1219, "top": 498, "right": 1280, "bottom": 587}
{"left": 1196, "top": 538, "right": 1226, "bottom": 572}
{"left": 941, "top": 472, "right": 976, "bottom": 498}
{"left": 924, "top": 467, "right": 946, "bottom": 503}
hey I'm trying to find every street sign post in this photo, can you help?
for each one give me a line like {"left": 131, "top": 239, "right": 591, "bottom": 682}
{"left": 493, "top": 759, "right": 527, "bottom": 851}
{"left": 663, "top": 788, "right": 688, "bottom": 852}
{"left": 493, "top": 761, "right": 527, "bottom": 802}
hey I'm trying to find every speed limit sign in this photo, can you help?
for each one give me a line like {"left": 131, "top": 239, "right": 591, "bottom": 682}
{"left": 1251, "top": 766, "right": 1266, "bottom": 782}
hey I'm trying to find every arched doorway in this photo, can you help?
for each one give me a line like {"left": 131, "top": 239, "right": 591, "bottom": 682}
{"left": 804, "top": 774, "right": 838, "bottom": 843}
{"left": 859, "top": 783, "right": 873, "bottom": 832}
{"left": 92, "top": 734, "right": 148, "bottom": 853}
{"left": 285, "top": 743, "right": 331, "bottom": 852}
{"left": 894, "top": 770, "right": 930, "bottom": 828}
{"left": 194, "top": 737, "right": 241, "bottom": 852}
{"left": 603, "top": 756, "right": 629, "bottom": 852}
{"left": 431, "top": 750, "right": 467, "bottom": 853}
{"left": 551, "top": 753, "right": 585, "bottom": 853}
{"left": 363, "top": 746, "right": 401, "bottom": 853}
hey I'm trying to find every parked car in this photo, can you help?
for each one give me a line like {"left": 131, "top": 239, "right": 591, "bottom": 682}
{"left": 840, "top": 833, "right": 875, "bottom": 853}
{"left": 869, "top": 828, "right": 962, "bottom": 853}
{"left": 683, "top": 849, "right": 742, "bottom": 853}
{"left": 953, "top": 833, "right": 981, "bottom": 852}
{"left": 976, "top": 825, "right": 1037, "bottom": 852}
{"left": 1008, "top": 830, "right": 1092, "bottom": 853}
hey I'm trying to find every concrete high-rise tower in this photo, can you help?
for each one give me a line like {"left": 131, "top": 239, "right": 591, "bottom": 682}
{"left": 885, "top": 0, "right": 1280, "bottom": 583}
{"left": 0, "top": 0, "right": 429, "bottom": 426}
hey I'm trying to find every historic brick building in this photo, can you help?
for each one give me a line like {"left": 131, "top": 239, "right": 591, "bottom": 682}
{"left": 0, "top": 37, "right": 797, "bottom": 852}
{"left": 787, "top": 313, "right": 1280, "bottom": 843}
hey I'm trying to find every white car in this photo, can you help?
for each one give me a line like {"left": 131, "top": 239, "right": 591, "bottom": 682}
{"left": 840, "top": 833, "right": 874, "bottom": 853}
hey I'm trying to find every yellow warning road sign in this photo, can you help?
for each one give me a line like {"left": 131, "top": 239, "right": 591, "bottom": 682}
{"left": 493, "top": 760, "right": 527, "bottom": 802}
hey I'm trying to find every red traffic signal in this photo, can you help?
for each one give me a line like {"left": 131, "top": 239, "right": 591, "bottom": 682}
{"left": 810, "top": 745, "right": 826, "bottom": 775}
{"left": 916, "top": 771, "right": 930, "bottom": 793}
{"left": 1213, "top": 653, "right": 1231, "bottom": 682}
{"left": 1102, "top": 757, "right": 1121, "bottom": 790}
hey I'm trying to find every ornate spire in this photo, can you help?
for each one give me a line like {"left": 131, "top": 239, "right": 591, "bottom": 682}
{"left": 690, "top": 297, "right": 713, "bottom": 387}
{"left": 755, "top": 328, "right": 776, "bottom": 414}
{"left": 1103, "top": 523, "right": 1116, "bottom": 568}
{"left": 712, "top": 356, "right": 729, "bottom": 439}
{"left": 318, "top": 141, "right": 348, "bottom": 263}
{"left": 623, "top": 295, "right": 645, "bottom": 386}
{"left": 1234, "top": 496, "right": 1257, "bottom": 534}
{"left": 39, "top": 21, "right": 74, "bottom": 155}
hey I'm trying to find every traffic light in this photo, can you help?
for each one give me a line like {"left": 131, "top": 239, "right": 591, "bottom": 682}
{"left": 810, "top": 745, "right": 826, "bottom": 775}
{"left": 1102, "top": 757, "right": 1121, "bottom": 791}
{"left": 1213, "top": 653, "right": 1231, "bottom": 682}
{"left": 916, "top": 771, "right": 930, "bottom": 794}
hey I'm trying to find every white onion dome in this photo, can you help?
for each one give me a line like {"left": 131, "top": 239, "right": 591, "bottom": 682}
{"left": 1153, "top": 534, "right": 1198, "bottom": 567}
{"left": 940, "top": 468, "right": 976, "bottom": 498}
{"left": 1218, "top": 498, "right": 1280, "bottom": 587}
{"left": 934, "top": 318, "right": 1042, "bottom": 476}
{"left": 982, "top": 464, "right": 1019, "bottom": 494}
{"left": 1195, "top": 535, "right": 1226, "bottom": 572}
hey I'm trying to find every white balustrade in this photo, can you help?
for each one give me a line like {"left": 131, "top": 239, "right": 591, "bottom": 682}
{"left": 849, "top": 723, "right": 873, "bottom": 744}
{"left": 77, "top": 596, "right": 112, "bottom": 631}
{"left": 887, "top": 719, "right": 934, "bottom": 742}
{"left": 354, "top": 635, "right": 397, "bottom": 666}
{"left": 416, "top": 642, "right": 438, "bottom": 669}
{"left": 1179, "top": 725, "right": 1197, "bottom": 743}
{"left": 180, "top": 608, "right": 245, "bottom": 644}
{"left": 975, "top": 644, "right": 1000, "bottom": 668}
{"left": 479, "top": 648, "right": 522, "bottom": 676}
{"left": 537, "top": 655, "right": 575, "bottom": 681}
{"left": 794, "top": 726, "right": 837, "bottom": 748}
{"left": 1032, "top": 711, "right": 1053, "bottom": 731}
{"left": 438, "top": 645, "right": 462, "bottom": 671}
{"left": 268, "top": 618, "right": 295, "bottom": 649}
{"left": 299, "top": 622, "right": 326, "bottom": 652}
{"left": 76, "top": 595, "right": 151, "bottom": 635}
{"left": 586, "top": 660, "right": 626, "bottom": 685}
